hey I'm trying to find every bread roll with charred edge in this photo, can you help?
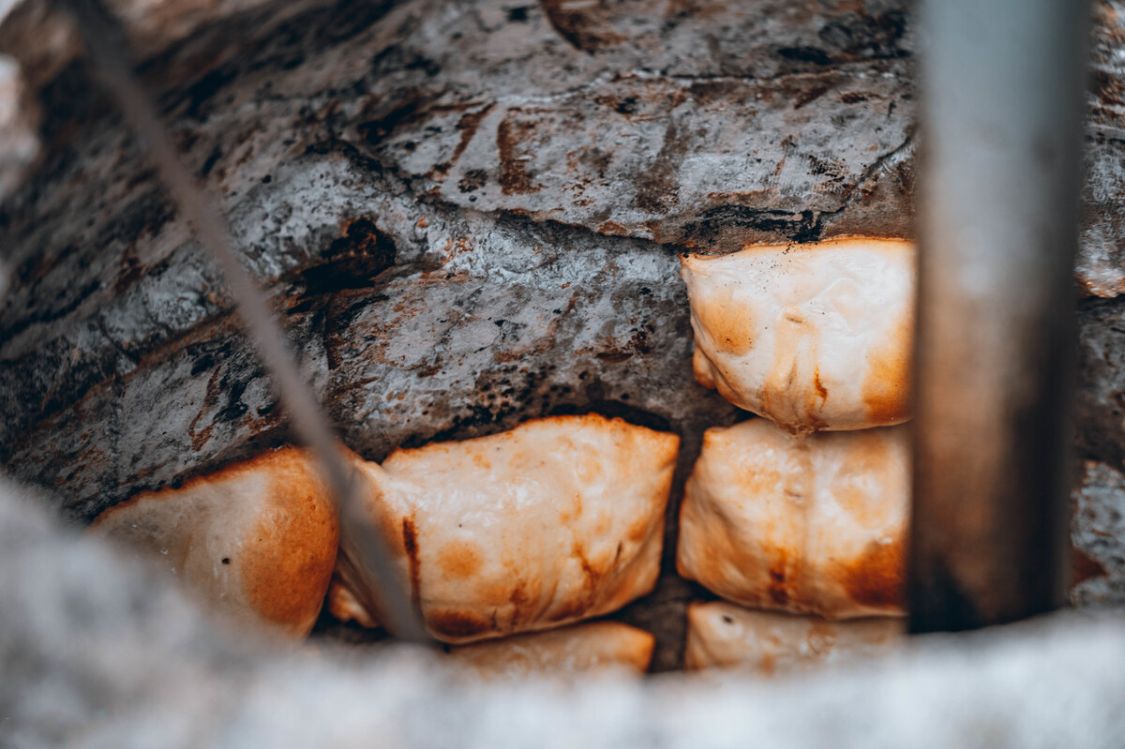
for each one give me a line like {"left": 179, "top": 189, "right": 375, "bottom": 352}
{"left": 332, "top": 414, "right": 679, "bottom": 644}
{"left": 92, "top": 447, "right": 340, "bottom": 638}
{"left": 680, "top": 237, "right": 915, "bottom": 433}
{"left": 677, "top": 419, "right": 908, "bottom": 619}
{"left": 450, "top": 621, "right": 654, "bottom": 677}
{"left": 685, "top": 601, "right": 901, "bottom": 675}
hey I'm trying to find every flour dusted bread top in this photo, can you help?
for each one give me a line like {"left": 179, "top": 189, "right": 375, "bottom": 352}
{"left": 677, "top": 419, "right": 909, "bottom": 619}
{"left": 685, "top": 601, "right": 902, "bottom": 675}
{"left": 680, "top": 237, "right": 915, "bottom": 432}
{"left": 450, "top": 621, "right": 654, "bottom": 678}
{"left": 92, "top": 448, "right": 339, "bottom": 638}
{"left": 332, "top": 414, "right": 679, "bottom": 644}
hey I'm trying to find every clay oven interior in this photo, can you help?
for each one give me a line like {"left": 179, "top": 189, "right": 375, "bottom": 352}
{"left": 1, "top": 0, "right": 1124, "bottom": 744}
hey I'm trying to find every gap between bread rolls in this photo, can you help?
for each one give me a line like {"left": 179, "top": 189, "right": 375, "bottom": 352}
{"left": 680, "top": 237, "right": 915, "bottom": 433}
{"left": 677, "top": 419, "right": 909, "bottom": 619}
{"left": 685, "top": 601, "right": 901, "bottom": 675}
{"left": 93, "top": 414, "right": 678, "bottom": 644}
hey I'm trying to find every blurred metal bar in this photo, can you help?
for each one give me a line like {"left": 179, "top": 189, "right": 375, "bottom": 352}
{"left": 910, "top": 0, "right": 1091, "bottom": 632}
{"left": 60, "top": 0, "right": 431, "bottom": 644}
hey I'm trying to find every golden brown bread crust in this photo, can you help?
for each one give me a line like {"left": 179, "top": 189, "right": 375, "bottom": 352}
{"left": 677, "top": 419, "right": 909, "bottom": 619}
{"left": 685, "top": 601, "right": 902, "bottom": 675}
{"left": 449, "top": 621, "right": 655, "bottom": 677}
{"left": 680, "top": 237, "right": 915, "bottom": 433}
{"left": 334, "top": 413, "right": 680, "bottom": 644}
{"left": 92, "top": 447, "right": 339, "bottom": 638}
{"left": 92, "top": 416, "right": 674, "bottom": 644}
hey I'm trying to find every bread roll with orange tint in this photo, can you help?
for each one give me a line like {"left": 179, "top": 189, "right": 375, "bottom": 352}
{"left": 92, "top": 448, "right": 339, "bottom": 638}
{"left": 677, "top": 419, "right": 908, "bottom": 619}
{"left": 685, "top": 601, "right": 901, "bottom": 675}
{"left": 450, "top": 621, "right": 654, "bottom": 677}
{"left": 332, "top": 414, "right": 679, "bottom": 644}
{"left": 680, "top": 237, "right": 915, "bottom": 432}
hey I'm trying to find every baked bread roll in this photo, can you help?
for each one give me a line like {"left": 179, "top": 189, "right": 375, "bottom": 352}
{"left": 450, "top": 621, "right": 654, "bottom": 677}
{"left": 677, "top": 419, "right": 908, "bottom": 619}
{"left": 680, "top": 237, "right": 915, "bottom": 433}
{"left": 332, "top": 414, "right": 679, "bottom": 644}
{"left": 92, "top": 447, "right": 339, "bottom": 638}
{"left": 685, "top": 601, "right": 901, "bottom": 675}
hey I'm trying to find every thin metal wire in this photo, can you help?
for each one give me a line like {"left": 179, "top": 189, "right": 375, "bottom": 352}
{"left": 60, "top": 0, "right": 430, "bottom": 643}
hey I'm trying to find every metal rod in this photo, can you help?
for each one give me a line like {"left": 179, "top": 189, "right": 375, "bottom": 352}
{"left": 910, "top": 0, "right": 1091, "bottom": 631}
{"left": 60, "top": 0, "right": 430, "bottom": 644}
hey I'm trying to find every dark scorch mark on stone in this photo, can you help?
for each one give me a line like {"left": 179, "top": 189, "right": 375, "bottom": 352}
{"left": 497, "top": 114, "right": 538, "bottom": 195}
{"left": 634, "top": 121, "right": 687, "bottom": 214}
{"left": 173, "top": 64, "right": 239, "bottom": 122}
{"left": 298, "top": 218, "right": 397, "bottom": 298}
{"left": 777, "top": 46, "right": 833, "bottom": 66}
{"left": 199, "top": 144, "right": 223, "bottom": 177}
{"left": 458, "top": 169, "right": 488, "bottom": 193}
{"left": 444, "top": 104, "right": 496, "bottom": 176}
{"left": 681, "top": 205, "right": 823, "bottom": 246}
{"left": 539, "top": 0, "right": 623, "bottom": 53}
{"left": 818, "top": 9, "right": 909, "bottom": 61}
{"left": 358, "top": 96, "right": 428, "bottom": 146}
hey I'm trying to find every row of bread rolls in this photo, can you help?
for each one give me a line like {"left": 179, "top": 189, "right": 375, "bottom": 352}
{"left": 92, "top": 413, "right": 677, "bottom": 675}
{"left": 678, "top": 237, "right": 914, "bottom": 674}
{"left": 91, "top": 411, "right": 904, "bottom": 677}
{"left": 91, "top": 236, "right": 914, "bottom": 677}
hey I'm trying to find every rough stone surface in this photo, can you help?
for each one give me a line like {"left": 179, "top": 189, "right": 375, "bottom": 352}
{"left": 1, "top": 0, "right": 1124, "bottom": 670}
{"left": 1082, "top": 0, "right": 1125, "bottom": 298}
{"left": 3, "top": 479, "right": 1125, "bottom": 748}
{"left": 1072, "top": 460, "right": 1125, "bottom": 607}
{"left": 1076, "top": 299, "right": 1125, "bottom": 470}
